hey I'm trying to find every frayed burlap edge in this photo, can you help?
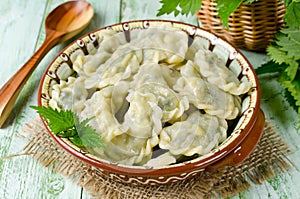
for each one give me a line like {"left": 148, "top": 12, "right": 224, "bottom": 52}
{"left": 20, "top": 118, "right": 292, "bottom": 199}
{"left": 213, "top": 123, "right": 293, "bottom": 198}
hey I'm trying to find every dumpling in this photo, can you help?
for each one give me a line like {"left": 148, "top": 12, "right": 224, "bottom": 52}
{"left": 110, "top": 81, "right": 130, "bottom": 113}
{"left": 49, "top": 76, "right": 88, "bottom": 114}
{"left": 73, "top": 30, "right": 128, "bottom": 76}
{"left": 159, "top": 111, "right": 227, "bottom": 157}
{"left": 129, "top": 62, "right": 189, "bottom": 123}
{"left": 194, "top": 50, "right": 252, "bottom": 95}
{"left": 80, "top": 86, "right": 125, "bottom": 142}
{"left": 130, "top": 24, "right": 188, "bottom": 64}
{"left": 174, "top": 61, "right": 240, "bottom": 119}
{"left": 130, "top": 62, "right": 169, "bottom": 88}
{"left": 122, "top": 89, "right": 163, "bottom": 139}
{"left": 91, "top": 133, "right": 159, "bottom": 166}
{"left": 72, "top": 31, "right": 129, "bottom": 89}
{"left": 185, "top": 36, "right": 208, "bottom": 61}
{"left": 136, "top": 84, "right": 189, "bottom": 123}
{"left": 144, "top": 151, "right": 177, "bottom": 167}
{"left": 160, "top": 65, "right": 181, "bottom": 87}
{"left": 97, "top": 52, "right": 140, "bottom": 88}
{"left": 79, "top": 81, "right": 160, "bottom": 166}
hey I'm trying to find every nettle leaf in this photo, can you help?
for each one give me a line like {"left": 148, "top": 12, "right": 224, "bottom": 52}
{"left": 266, "top": 28, "right": 300, "bottom": 81}
{"left": 76, "top": 117, "right": 94, "bottom": 134}
{"left": 157, "top": 0, "right": 202, "bottom": 16}
{"left": 79, "top": 125, "right": 106, "bottom": 148}
{"left": 284, "top": 88, "right": 299, "bottom": 112}
{"left": 280, "top": 28, "right": 300, "bottom": 59}
{"left": 31, "top": 106, "right": 104, "bottom": 149}
{"left": 56, "top": 129, "right": 77, "bottom": 138}
{"left": 255, "top": 60, "right": 288, "bottom": 75}
{"left": 284, "top": 0, "right": 293, "bottom": 7}
{"left": 215, "top": 0, "right": 243, "bottom": 27}
{"left": 285, "top": 60, "right": 299, "bottom": 80}
{"left": 284, "top": 2, "right": 300, "bottom": 28}
{"left": 31, "top": 106, "right": 75, "bottom": 134}
{"left": 270, "top": 28, "right": 300, "bottom": 80}
{"left": 75, "top": 116, "right": 105, "bottom": 148}
{"left": 157, "top": 0, "right": 180, "bottom": 16}
{"left": 70, "top": 135, "right": 84, "bottom": 147}
{"left": 179, "top": 0, "right": 202, "bottom": 16}
{"left": 276, "top": 31, "right": 300, "bottom": 60}
{"left": 267, "top": 45, "right": 288, "bottom": 64}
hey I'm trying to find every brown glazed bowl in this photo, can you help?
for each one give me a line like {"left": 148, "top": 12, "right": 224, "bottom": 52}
{"left": 38, "top": 20, "right": 265, "bottom": 186}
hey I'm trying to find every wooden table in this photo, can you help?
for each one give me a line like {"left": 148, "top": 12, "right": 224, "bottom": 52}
{"left": 1, "top": 0, "right": 299, "bottom": 198}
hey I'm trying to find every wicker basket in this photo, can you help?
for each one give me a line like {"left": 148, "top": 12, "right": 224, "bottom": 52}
{"left": 196, "top": 0, "right": 285, "bottom": 51}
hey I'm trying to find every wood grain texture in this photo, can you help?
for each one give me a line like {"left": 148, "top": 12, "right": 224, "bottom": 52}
{"left": 0, "top": 0, "right": 299, "bottom": 199}
{"left": 0, "top": 0, "right": 94, "bottom": 127}
{"left": 0, "top": 1, "right": 48, "bottom": 198}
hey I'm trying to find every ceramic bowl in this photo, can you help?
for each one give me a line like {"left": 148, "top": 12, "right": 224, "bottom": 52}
{"left": 38, "top": 20, "right": 265, "bottom": 185}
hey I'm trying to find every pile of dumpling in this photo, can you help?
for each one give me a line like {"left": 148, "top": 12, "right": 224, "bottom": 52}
{"left": 49, "top": 24, "right": 252, "bottom": 167}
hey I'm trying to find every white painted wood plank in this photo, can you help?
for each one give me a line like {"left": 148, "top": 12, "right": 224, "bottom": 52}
{"left": 0, "top": 0, "right": 44, "bottom": 87}
{"left": 0, "top": 0, "right": 83, "bottom": 198}
{"left": 0, "top": 1, "right": 48, "bottom": 198}
{"left": 88, "top": 0, "right": 122, "bottom": 29}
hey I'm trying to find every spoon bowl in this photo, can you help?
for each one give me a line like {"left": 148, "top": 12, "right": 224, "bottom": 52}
{"left": 0, "top": 1, "right": 94, "bottom": 128}
{"left": 46, "top": 1, "right": 94, "bottom": 40}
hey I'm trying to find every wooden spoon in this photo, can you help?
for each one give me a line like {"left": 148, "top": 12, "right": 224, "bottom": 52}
{"left": 0, "top": 1, "right": 94, "bottom": 128}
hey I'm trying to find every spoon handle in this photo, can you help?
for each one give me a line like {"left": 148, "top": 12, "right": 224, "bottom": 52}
{"left": 0, "top": 30, "right": 62, "bottom": 128}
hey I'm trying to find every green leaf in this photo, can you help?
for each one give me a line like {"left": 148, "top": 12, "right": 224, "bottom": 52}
{"left": 278, "top": 28, "right": 300, "bottom": 60}
{"left": 75, "top": 116, "right": 94, "bottom": 135}
{"left": 267, "top": 45, "right": 288, "bottom": 64}
{"left": 31, "top": 106, "right": 105, "bottom": 149}
{"left": 257, "top": 1, "right": 300, "bottom": 126}
{"left": 268, "top": 28, "right": 300, "bottom": 80}
{"left": 284, "top": 2, "right": 300, "bottom": 28}
{"left": 80, "top": 129, "right": 106, "bottom": 148}
{"left": 157, "top": 0, "right": 180, "bottom": 16}
{"left": 284, "top": 88, "right": 298, "bottom": 112}
{"left": 244, "top": 0, "right": 258, "bottom": 3}
{"left": 73, "top": 114, "right": 105, "bottom": 148}
{"left": 281, "top": 28, "right": 300, "bottom": 43}
{"left": 280, "top": 73, "right": 300, "bottom": 107}
{"left": 284, "top": 0, "right": 293, "bottom": 7}
{"left": 215, "top": 0, "right": 243, "bottom": 27}
{"left": 70, "top": 135, "right": 84, "bottom": 147}
{"left": 284, "top": 60, "right": 299, "bottom": 80}
{"left": 76, "top": 121, "right": 106, "bottom": 148}
{"left": 56, "top": 129, "right": 77, "bottom": 138}
{"left": 266, "top": 28, "right": 300, "bottom": 80}
{"left": 180, "top": 0, "right": 201, "bottom": 16}
{"left": 157, "top": 0, "right": 203, "bottom": 16}
{"left": 30, "top": 106, "right": 75, "bottom": 134}
{"left": 255, "top": 60, "right": 287, "bottom": 75}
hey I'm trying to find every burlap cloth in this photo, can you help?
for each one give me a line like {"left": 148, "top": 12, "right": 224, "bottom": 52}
{"left": 19, "top": 118, "right": 292, "bottom": 199}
